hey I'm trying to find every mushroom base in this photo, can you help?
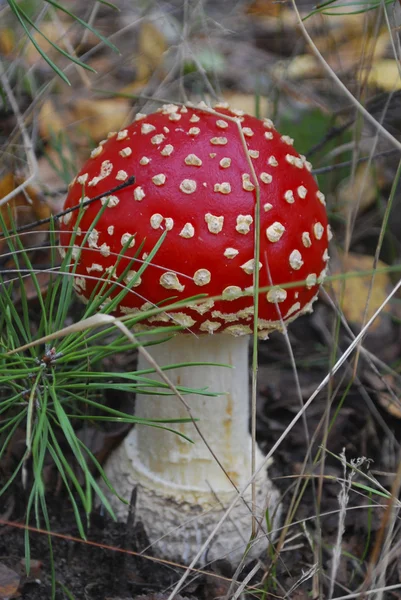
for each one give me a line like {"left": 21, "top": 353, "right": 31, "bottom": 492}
{"left": 103, "top": 333, "right": 281, "bottom": 564}
{"left": 104, "top": 433, "right": 281, "bottom": 564}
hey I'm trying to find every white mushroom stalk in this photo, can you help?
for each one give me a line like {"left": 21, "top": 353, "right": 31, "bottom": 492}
{"left": 104, "top": 333, "right": 280, "bottom": 563}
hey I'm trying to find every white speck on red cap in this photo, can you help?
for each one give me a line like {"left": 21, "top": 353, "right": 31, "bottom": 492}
{"left": 63, "top": 212, "right": 72, "bottom": 225}
{"left": 224, "top": 247, "right": 239, "bottom": 259}
{"left": 242, "top": 127, "right": 254, "bottom": 137}
{"left": 241, "top": 259, "right": 262, "bottom": 275}
{"left": 190, "top": 114, "right": 200, "bottom": 123}
{"left": 119, "top": 147, "right": 132, "bottom": 157}
{"left": 194, "top": 269, "right": 211, "bottom": 286}
{"left": 242, "top": 175, "right": 255, "bottom": 192}
{"left": 161, "top": 144, "right": 174, "bottom": 156}
{"left": 99, "top": 243, "right": 111, "bottom": 257}
{"left": 260, "top": 172, "right": 272, "bottom": 184}
{"left": 165, "top": 218, "right": 174, "bottom": 230}
{"left": 210, "top": 137, "right": 227, "bottom": 145}
{"left": 101, "top": 195, "right": 119, "bottom": 207}
{"left": 263, "top": 118, "right": 274, "bottom": 129}
{"left": 134, "top": 186, "right": 145, "bottom": 201}
{"left": 284, "top": 190, "right": 295, "bottom": 204}
{"left": 124, "top": 270, "right": 142, "bottom": 286}
{"left": 160, "top": 272, "right": 185, "bottom": 291}
{"left": 205, "top": 213, "right": 224, "bottom": 234}
{"left": 189, "top": 127, "right": 200, "bottom": 136}
{"left": 306, "top": 273, "right": 317, "bottom": 289}
{"left": 302, "top": 232, "right": 312, "bottom": 247}
{"left": 317, "top": 191, "right": 326, "bottom": 205}
{"left": 266, "top": 222, "right": 285, "bottom": 242}
{"left": 289, "top": 249, "right": 303, "bottom": 270}
{"left": 327, "top": 225, "right": 333, "bottom": 241}
{"left": 91, "top": 146, "right": 103, "bottom": 158}
{"left": 116, "top": 170, "right": 128, "bottom": 181}
{"left": 185, "top": 154, "right": 202, "bottom": 166}
{"left": 297, "top": 185, "right": 307, "bottom": 199}
{"left": 263, "top": 203, "right": 273, "bottom": 212}
{"left": 222, "top": 286, "right": 243, "bottom": 300}
{"left": 150, "top": 213, "right": 163, "bottom": 229}
{"left": 220, "top": 157, "right": 231, "bottom": 168}
{"left": 180, "top": 179, "right": 197, "bottom": 194}
{"left": 179, "top": 223, "right": 195, "bottom": 238}
{"left": 140, "top": 156, "right": 150, "bottom": 165}
{"left": 236, "top": 215, "right": 253, "bottom": 235}
{"left": 313, "top": 222, "right": 324, "bottom": 240}
{"left": 268, "top": 156, "right": 278, "bottom": 167}
{"left": 216, "top": 120, "right": 228, "bottom": 129}
{"left": 248, "top": 150, "right": 259, "bottom": 159}
{"left": 86, "top": 263, "right": 103, "bottom": 273}
{"left": 77, "top": 173, "right": 88, "bottom": 185}
{"left": 264, "top": 131, "right": 273, "bottom": 140}
{"left": 161, "top": 104, "right": 179, "bottom": 114}
{"left": 281, "top": 135, "right": 294, "bottom": 145}
{"left": 152, "top": 173, "right": 166, "bottom": 186}
{"left": 117, "top": 129, "right": 129, "bottom": 140}
{"left": 214, "top": 182, "right": 231, "bottom": 194}
{"left": 151, "top": 134, "right": 165, "bottom": 145}
{"left": 267, "top": 287, "right": 287, "bottom": 303}
{"left": 141, "top": 123, "right": 156, "bottom": 135}
{"left": 121, "top": 233, "right": 135, "bottom": 248}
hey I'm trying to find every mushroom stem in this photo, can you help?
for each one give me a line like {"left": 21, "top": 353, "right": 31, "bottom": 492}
{"left": 135, "top": 334, "right": 252, "bottom": 495}
{"left": 104, "top": 334, "right": 281, "bottom": 563}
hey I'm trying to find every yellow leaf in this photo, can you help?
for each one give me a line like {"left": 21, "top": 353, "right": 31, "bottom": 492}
{"left": 336, "top": 164, "right": 377, "bottom": 216}
{"left": 286, "top": 55, "right": 321, "bottom": 80}
{"left": 71, "top": 98, "right": 131, "bottom": 142}
{"left": 0, "top": 173, "right": 51, "bottom": 253}
{"left": 0, "top": 28, "right": 15, "bottom": 56}
{"left": 330, "top": 252, "right": 392, "bottom": 331}
{"left": 136, "top": 21, "right": 167, "bottom": 83}
{"left": 38, "top": 99, "right": 66, "bottom": 140}
{"left": 366, "top": 59, "right": 401, "bottom": 91}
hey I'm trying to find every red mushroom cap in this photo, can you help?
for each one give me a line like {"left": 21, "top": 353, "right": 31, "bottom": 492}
{"left": 59, "top": 103, "right": 330, "bottom": 337}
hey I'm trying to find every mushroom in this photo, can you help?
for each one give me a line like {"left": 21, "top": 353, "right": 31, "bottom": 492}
{"left": 59, "top": 103, "right": 330, "bottom": 563}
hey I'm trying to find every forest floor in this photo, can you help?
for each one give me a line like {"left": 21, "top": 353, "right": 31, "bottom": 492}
{"left": 1, "top": 0, "right": 401, "bottom": 598}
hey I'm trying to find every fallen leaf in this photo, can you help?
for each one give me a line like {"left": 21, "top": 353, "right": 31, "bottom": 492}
{"left": 365, "top": 59, "right": 401, "bottom": 91}
{"left": 246, "top": 0, "right": 286, "bottom": 18}
{"left": 336, "top": 164, "right": 377, "bottom": 216}
{"left": 38, "top": 99, "right": 68, "bottom": 141}
{"left": 71, "top": 98, "right": 131, "bottom": 142}
{"left": 135, "top": 21, "right": 167, "bottom": 83}
{"left": 23, "top": 22, "right": 68, "bottom": 66}
{"left": 0, "top": 563, "right": 20, "bottom": 599}
{"left": 0, "top": 28, "right": 15, "bottom": 56}
{"left": 0, "top": 173, "right": 51, "bottom": 254}
{"left": 329, "top": 252, "right": 393, "bottom": 331}
{"left": 286, "top": 55, "right": 322, "bottom": 80}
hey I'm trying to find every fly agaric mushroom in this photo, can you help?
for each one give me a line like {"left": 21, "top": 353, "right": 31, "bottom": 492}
{"left": 59, "top": 102, "right": 330, "bottom": 563}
